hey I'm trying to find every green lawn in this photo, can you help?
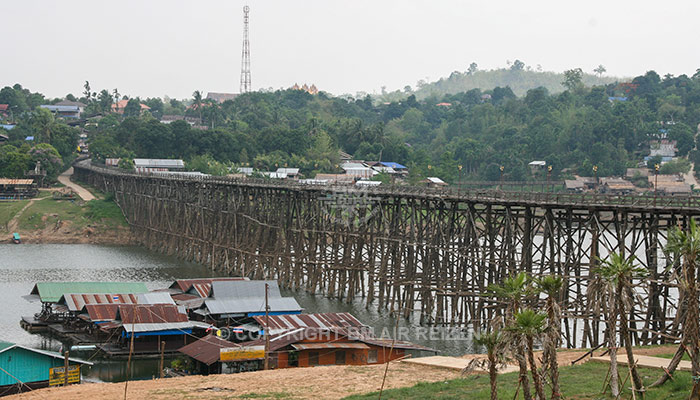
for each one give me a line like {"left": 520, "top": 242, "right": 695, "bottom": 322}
{"left": 344, "top": 362, "right": 692, "bottom": 400}
{"left": 18, "top": 197, "right": 126, "bottom": 231}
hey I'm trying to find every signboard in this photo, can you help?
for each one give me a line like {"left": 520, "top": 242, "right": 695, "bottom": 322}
{"left": 49, "top": 365, "right": 81, "bottom": 387}
{"left": 220, "top": 345, "right": 265, "bottom": 362}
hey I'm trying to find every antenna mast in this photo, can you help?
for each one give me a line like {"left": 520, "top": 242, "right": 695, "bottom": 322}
{"left": 240, "top": 5, "right": 252, "bottom": 93}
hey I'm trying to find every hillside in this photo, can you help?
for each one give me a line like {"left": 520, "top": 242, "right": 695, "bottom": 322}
{"left": 379, "top": 68, "right": 622, "bottom": 102}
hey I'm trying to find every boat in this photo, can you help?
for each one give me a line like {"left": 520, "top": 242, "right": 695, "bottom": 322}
{"left": 12, "top": 233, "right": 20, "bottom": 244}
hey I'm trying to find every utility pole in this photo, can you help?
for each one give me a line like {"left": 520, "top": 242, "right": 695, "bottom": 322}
{"left": 159, "top": 341, "right": 165, "bottom": 379}
{"left": 240, "top": 5, "right": 252, "bottom": 93}
{"left": 264, "top": 283, "right": 270, "bottom": 370}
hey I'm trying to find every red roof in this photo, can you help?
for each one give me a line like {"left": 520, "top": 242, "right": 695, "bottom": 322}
{"left": 253, "top": 312, "right": 366, "bottom": 334}
{"left": 179, "top": 334, "right": 240, "bottom": 366}
{"left": 117, "top": 304, "right": 188, "bottom": 324}
{"left": 84, "top": 304, "right": 121, "bottom": 321}
{"left": 170, "top": 278, "right": 248, "bottom": 297}
{"left": 0, "top": 104, "right": 8, "bottom": 111}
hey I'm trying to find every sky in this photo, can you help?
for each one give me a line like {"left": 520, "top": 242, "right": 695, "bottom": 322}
{"left": 2, "top": 0, "right": 700, "bottom": 100}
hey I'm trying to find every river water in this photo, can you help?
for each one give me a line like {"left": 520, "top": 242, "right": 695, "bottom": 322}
{"left": 0, "top": 244, "right": 471, "bottom": 383}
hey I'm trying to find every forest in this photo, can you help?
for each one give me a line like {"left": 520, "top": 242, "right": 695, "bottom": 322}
{"left": 1, "top": 68, "right": 700, "bottom": 184}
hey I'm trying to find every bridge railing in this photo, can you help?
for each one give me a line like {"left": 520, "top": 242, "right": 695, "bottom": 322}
{"left": 75, "top": 160, "right": 700, "bottom": 210}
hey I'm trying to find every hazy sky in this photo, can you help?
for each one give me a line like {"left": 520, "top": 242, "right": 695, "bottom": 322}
{"left": 2, "top": 0, "right": 699, "bottom": 100}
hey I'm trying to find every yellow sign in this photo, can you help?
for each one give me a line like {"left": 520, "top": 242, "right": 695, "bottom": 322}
{"left": 49, "top": 365, "right": 81, "bottom": 386}
{"left": 220, "top": 345, "right": 265, "bottom": 361}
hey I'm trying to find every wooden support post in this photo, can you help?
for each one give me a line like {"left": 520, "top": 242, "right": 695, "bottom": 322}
{"left": 63, "top": 351, "right": 69, "bottom": 387}
{"left": 159, "top": 341, "right": 165, "bottom": 379}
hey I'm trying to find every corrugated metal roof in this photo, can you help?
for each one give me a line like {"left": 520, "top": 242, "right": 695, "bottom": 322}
{"left": 133, "top": 158, "right": 185, "bottom": 169}
{"left": 0, "top": 342, "right": 93, "bottom": 365}
{"left": 137, "top": 292, "right": 175, "bottom": 305}
{"left": 179, "top": 334, "right": 238, "bottom": 365}
{"left": 0, "top": 179, "right": 34, "bottom": 185}
{"left": 127, "top": 321, "right": 210, "bottom": 333}
{"left": 84, "top": 304, "right": 120, "bottom": 321}
{"left": 291, "top": 342, "right": 370, "bottom": 350}
{"left": 117, "top": 304, "right": 188, "bottom": 324}
{"left": 64, "top": 292, "right": 173, "bottom": 312}
{"left": 29, "top": 282, "right": 148, "bottom": 303}
{"left": 209, "top": 280, "right": 281, "bottom": 299}
{"left": 203, "top": 297, "right": 302, "bottom": 316}
{"left": 62, "top": 293, "right": 140, "bottom": 312}
{"left": 169, "top": 278, "right": 248, "bottom": 297}
{"left": 253, "top": 312, "right": 366, "bottom": 335}
{"left": 171, "top": 293, "right": 206, "bottom": 309}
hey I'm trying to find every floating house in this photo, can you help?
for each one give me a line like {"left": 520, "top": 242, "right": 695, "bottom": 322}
{"left": 97, "top": 304, "right": 210, "bottom": 356}
{"left": 193, "top": 280, "right": 302, "bottom": 324}
{"left": 178, "top": 312, "right": 434, "bottom": 373}
{"left": 0, "top": 341, "right": 92, "bottom": 395}
{"left": 22, "top": 282, "right": 148, "bottom": 330}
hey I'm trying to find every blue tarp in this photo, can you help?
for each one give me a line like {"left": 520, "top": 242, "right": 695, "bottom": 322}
{"left": 380, "top": 162, "right": 407, "bottom": 169}
{"left": 0, "top": 124, "right": 15, "bottom": 130}
{"left": 25, "top": 136, "right": 34, "bottom": 141}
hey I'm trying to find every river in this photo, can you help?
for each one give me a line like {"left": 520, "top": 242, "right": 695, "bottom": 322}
{"left": 0, "top": 244, "right": 472, "bottom": 383}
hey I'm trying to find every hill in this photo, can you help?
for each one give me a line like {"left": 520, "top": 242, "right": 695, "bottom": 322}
{"left": 379, "top": 67, "right": 622, "bottom": 102}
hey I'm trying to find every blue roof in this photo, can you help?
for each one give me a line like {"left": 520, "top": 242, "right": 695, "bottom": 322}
{"left": 380, "top": 162, "right": 407, "bottom": 169}
{"left": 25, "top": 136, "right": 34, "bottom": 141}
{"left": 608, "top": 96, "right": 628, "bottom": 102}
{"left": 0, "top": 124, "right": 15, "bottom": 130}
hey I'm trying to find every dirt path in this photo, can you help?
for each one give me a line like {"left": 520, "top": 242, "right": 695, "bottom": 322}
{"left": 5, "top": 197, "right": 43, "bottom": 233}
{"left": 57, "top": 167, "right": 95, "bottom": 201}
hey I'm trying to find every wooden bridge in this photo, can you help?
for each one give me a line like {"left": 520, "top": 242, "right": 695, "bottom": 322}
{"left": 74, "top": 161, "right": 700, "bottom": 348}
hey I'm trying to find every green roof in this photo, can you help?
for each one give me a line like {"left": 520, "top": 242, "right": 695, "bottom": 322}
{"left": 30, "top": 282, "right": 149, "bottom": 303}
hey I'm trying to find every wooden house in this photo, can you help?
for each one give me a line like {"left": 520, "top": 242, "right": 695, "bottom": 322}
{"left": 0, "top": 342, "right": 92, "bottom": 395}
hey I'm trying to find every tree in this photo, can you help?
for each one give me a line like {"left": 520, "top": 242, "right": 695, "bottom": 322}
{"left": 97, "top": 89, "right": 113, "bottom": 113}
{"left": 473, "top": 330, "right": 504, "bottom": 400}
{"left": 562, "top": 68, "right": 584, "bottom": 90}
{"left": 536, "top": 275, "right": 563, "bottom": 400}
{"left": 511, "top": 59, "right": 525, "bottom": 71}
{"left": 487, "top": 272, "right": 533, "bottom": 400}
{"left": 192, "top": 90, "right": 203, "bottom": 122}
{"left": 30, "top": 107, "right": 55, "bottom": 142}
{"left": 123, "top": 99, "right": 141, "bottom": 117}
{"left": 468, "top": 62, "right": 478, "bottom": 75}
{"left": 511, "top": 309, "right": 547, "bottom": 400}
{"left": 597, "top": 253, "right": 647, "bottom": 396}
{"left": 652, "top": 219, "right": 700, "bottom": 397}
{"left": 83, "top": 81, "right": 93, "bottom": 103}
{"left": 594, "top": 64, "right": 607, "bottom": 78}
{"left": 112, "top": 89, "right": 120, "bottom": 112}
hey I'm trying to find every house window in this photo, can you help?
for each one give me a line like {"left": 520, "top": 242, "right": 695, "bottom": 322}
{"left": 309, "top": 351, "right": 319, "bottom": 366}
{"left": 335, "top": 350, "right": 346, "bottom": 365}
{"left": 368, "top": 349, "right": 378, "bottom": 363}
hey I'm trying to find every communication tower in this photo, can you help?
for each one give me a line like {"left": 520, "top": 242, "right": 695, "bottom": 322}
{"left": 240, "top": 5, "right": 252, "bottom": 93}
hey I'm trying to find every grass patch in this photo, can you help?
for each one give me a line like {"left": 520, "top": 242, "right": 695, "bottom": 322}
{"left": 0, "top": 200, "right": 29, "bottom": 230}
{"left": 17, "top": 196, "right": 126, "bottom": 231}
{"left": 85, "top": 197, "right": 127, "bottom": 226}
{"left": 344, "top": 362, "right": 692, "bottom": 399}
{"left": 655, "top": 352, "right": 691, "bottom": 361}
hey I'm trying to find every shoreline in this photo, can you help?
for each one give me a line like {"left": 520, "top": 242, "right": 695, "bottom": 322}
{"left": 2, "top": 225, "right": 134, "bottom": 246}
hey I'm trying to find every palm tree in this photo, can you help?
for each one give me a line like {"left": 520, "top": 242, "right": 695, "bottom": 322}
{"left": 192, "top": 90, "right": 203, "bottom": 122}
{"left": 536, "top": 275, "right": 563, "bottom": 400}
{"left": 597, "top": 253, "right": 647, "bottom": 395}
{"left": 652, "top": 219, "right": 700, "bottom": 397}
{"left": 487, "top": 272, "right": 533, "bottom": 400}
{"left": 474, "top": 330, "right": 504, "bottom": 400}
{"left": 511, "top": 309, "right": 547, "bottom": 400}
